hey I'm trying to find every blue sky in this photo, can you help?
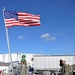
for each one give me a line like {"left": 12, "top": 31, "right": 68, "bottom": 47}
{"left": 0, "top": 0, "right": 75, "bottom": 55}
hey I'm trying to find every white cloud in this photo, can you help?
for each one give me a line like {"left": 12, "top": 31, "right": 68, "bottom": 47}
{"left": 41, "top": 33, "right": 56, "bottom": 42}
{"left": 44, "top": 37, "right": 56, "bottom": 42}
{"left": 18, "top": 35, "right": 26, "bottom": 39}
{"left": 41, "top": 33, "right": 50, "bottom": 38}
{"left": 50, "top": 37, "right": 56, "bottom": 40}
{"left": 41, "top": 32, "right": 64, "bottom": 42}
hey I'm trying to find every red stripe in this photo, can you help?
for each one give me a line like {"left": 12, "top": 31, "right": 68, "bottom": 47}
{"left": 18, "top": 17, "right": 40, "bottom": 20}
{"left": 6, "top": 23, "right": 40, "bottom": 28}
{"left": 5, "top": 19, "right": 40, "bottom": 24}
{"left": 18, "top": 12, "right": 40, "bottom": 17}
{"left": 5, "top": 19, "right": 40, "bottom": 25}
{"left": 6, "top": 24, "right": 40, "bottom": 28}
{"left": 6, "top": 22, "right": 40, "bottom": 25}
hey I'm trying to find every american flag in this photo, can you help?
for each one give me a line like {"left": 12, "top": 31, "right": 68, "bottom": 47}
{"left": 4, "top": 10, "right": 40, "bottom": 28}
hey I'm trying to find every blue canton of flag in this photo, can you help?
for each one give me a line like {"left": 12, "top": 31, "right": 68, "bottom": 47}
{"left": 4, "top": 10, "right": 18, "bottom": 20}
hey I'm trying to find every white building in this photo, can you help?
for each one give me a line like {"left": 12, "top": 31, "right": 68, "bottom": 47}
{"left": 0, "top": 53, "right": 75, "bottom": 71}
{"left": 0, "top": 53, "right": 33, "bottom": 63}
{"left": 33, "top": 55, "right": 75, "bottom": 70}
{"left": 0, "top": 53, "right": 33, "bottom": 72}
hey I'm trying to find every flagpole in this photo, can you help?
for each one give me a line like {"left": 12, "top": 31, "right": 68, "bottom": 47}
{"left": 3, "top": 7, "right": 14, "bottom": 75}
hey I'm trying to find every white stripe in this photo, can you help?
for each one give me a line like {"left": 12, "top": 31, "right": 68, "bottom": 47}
{"left": 18, "top": 16, "right": 40, "bottom": 19}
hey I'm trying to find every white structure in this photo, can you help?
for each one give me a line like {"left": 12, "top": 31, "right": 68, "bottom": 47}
{"left": 0, "top": 53, "right": 33, "bottom": 63}
{"left": 0, "top": 53, "right": 33, "bottom": 71}
{"left": 33, "top": 55, "right": 75, "bottom": 70}
{"left": 0, "top": 53, "right": 75, "bottom": 71}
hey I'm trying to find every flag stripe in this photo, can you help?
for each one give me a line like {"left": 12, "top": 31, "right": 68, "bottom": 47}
{"left": 6, "top": 23, "right": 40, "bottom": 28}
{"left": 18, "top": 12, "right": 40, "bottom": 16}
{"left": 4, "top": 10, "right": 40, "bottom": 28}
{"left": 18, "top": 16, "right": 40, "bottom": 20}
{"left": 5, "top": 21, "right": 40, "bottom": 25}
{"left": 5, "top": 19, "right": 40, "bottom": 24}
